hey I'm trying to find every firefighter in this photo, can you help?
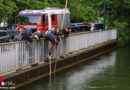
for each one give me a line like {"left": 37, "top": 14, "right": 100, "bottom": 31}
{"left": 31, "top": 31, "right": 43, "bottom": 40}
{"left": 19, "top": 26, "right": 25, "bottom": 32}
{"left": 50, "top": 28, "right": 62, "bottom": 47}
{"left": 41, "top": 31, "right": 60, "bottom": 62}
{"left": 27, "top": 28, "right": 33, "bottom": 36}
{"left": 50, "top": 28, "right": 62, "bottom": 36}
{"left": 62, "top": 27, "right": 71, "bottom": 39}
{"left": 14, "top": 26, "right": 33, "bottom": 42}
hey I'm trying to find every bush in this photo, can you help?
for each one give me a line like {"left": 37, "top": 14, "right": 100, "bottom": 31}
{"left": 114, "top": 21, "right": 130, "bottom": 46}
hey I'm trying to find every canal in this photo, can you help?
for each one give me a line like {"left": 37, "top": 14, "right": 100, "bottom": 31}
{"left": 19, "top": 44, "right": 130, "bottom": 90}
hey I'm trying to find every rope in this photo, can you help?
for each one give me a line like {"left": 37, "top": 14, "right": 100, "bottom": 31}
{"left": 60, "top": 0, "right": 69, "bottom": 29}
{"left": 54, "top": 0, "right": 69, "bottom": 76}
{"left": 49, "top": 53, "right": 52, "bottom": 77}
{"left": 54, "top": 46, "right": 58, "bottom": 76}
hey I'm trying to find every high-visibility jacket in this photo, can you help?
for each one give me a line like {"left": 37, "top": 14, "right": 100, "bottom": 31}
{"left": 32, "top": 32, "right": 42, "bottom": 40}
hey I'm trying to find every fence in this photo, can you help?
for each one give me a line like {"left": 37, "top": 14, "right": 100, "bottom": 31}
{"left": 0, "top": 29, "right": 117, "bottom": 75}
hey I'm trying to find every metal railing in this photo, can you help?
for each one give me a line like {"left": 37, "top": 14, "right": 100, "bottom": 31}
{"left": 0, "top": 29, "right": 117, "bottom": 75}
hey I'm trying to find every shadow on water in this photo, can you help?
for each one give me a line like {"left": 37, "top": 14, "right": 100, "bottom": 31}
{"left": 19, "top": 45, "right": 130, "bottom": 90}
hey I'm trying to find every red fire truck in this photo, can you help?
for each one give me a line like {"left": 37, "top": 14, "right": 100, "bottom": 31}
{"left": 17, "top": 7, "right": 70, "bottom": 33}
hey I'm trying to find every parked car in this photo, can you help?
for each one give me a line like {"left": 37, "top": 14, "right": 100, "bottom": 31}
{"left": 4, "top": 24, "right": 18, "bottom": 30}
{"left": 0, "top": 30, "right": 18, "bottom": 43}
{"left": 6, "top": 30, "right": 19, "bottom": 39}
{"left": 73, "top": 22, "right": 91, "bottom": 31}
{"left": 76, "top": 23, "right": 85, "bottom": 31}
{"left": 71, "top": 23, "right": 80, "bottom": 32}
{"left": 82, "top": 22, "right": 91, "bottom": 31}
{"left": 0, "top": 30, "right": 10, "bottom": 43}
{"left": 93, "top": 24, "right": 103, "bottom": 31}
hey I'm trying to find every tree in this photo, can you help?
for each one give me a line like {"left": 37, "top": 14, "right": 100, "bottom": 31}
{"left": 0, "top": 0, "right": 17, "bottom": 23}
{"left": 0, "top": 0, "right": 130, "bottom": 26}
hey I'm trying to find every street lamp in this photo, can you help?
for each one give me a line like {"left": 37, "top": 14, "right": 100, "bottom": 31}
{"left": 103, "top": 0, "right": 106, "bottom": 30}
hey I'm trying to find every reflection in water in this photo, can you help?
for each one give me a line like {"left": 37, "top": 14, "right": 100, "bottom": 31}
{"left": 66, "top": 52, "right": 116, "bottom": 90}
{"left": 20, "top": 45, "right": 130, "bottom": 90}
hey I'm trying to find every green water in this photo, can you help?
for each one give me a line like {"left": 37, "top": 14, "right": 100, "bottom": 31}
{"left": 20, "top": 45, "right": 130, "bottom": 90}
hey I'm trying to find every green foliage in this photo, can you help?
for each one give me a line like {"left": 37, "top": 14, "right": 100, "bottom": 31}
{"left": 0, "top": 0, "right": 130, "bottom": 45}
{"left": 69, "top": 0, "right": 98, "bottom": 22}
{"left": 0, "top": 0, "right": 17, "bottom": 22}
{"left": 106, "top": 0, "right": 130, "bottom": 45}
{"left": 0, "top": 0, "right": 129, "bottom": 24}
{"left": 0, "top": 0, "right": 103, "bottom": 23}
{"left": 114, "top": 21, "right": 130, "bottom": 46}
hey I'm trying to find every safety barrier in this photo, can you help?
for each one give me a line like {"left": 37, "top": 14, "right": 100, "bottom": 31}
{"left": 0, "top": 29, "right": 117, "bottom": 75}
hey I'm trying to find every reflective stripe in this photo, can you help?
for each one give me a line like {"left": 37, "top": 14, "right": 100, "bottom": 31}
{"left": 46, "top": 30, "right": 51, "bottom": 34}
{"left": 34, "top": 35, "right": 39, "bottom": 40}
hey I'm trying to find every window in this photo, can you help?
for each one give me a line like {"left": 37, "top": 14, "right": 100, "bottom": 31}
{"left": 0, "top": 32, "right": 7, "bottom": 37}
{"left": 52, "top": 14, "right": 55, "bottom": 22}
{"left": 43, "top": 15, "right": 48, "bottom": 24}
{"left": 19, "top": 15, "right": 41, "bottom": 25}
{"left": 71, "top": 25, "right": 75, "bottom": 26}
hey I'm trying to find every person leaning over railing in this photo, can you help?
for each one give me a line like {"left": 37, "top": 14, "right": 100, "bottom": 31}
{"left": 61, "top": 27, "right": 71, "bottom": 39}
{"left": 42, "top": 31, "right": 60, "bottom": 62}
{"left": 60, "top": 27, "right": 71, "bottom": 58}
{"left": 31, "top": 29, "right": 60, "bottom": 62}
{"left": 14, "top": 26, "right": 33, "bottom": 42}
{"left": 50, "top": 27, "right": 62, "bottom": 47}
{"left": 31, "top": 31, "right": 43, "bottom": 40}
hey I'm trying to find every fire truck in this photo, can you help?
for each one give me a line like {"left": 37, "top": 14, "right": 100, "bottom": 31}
{"left": 17, "top": 7, "right": 70, "bottom": 33}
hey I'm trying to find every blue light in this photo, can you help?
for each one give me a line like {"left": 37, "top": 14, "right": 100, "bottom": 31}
{"left": 19, "top": 11, "right": 24, "bottom": 13}
{"left": 42, "top": 10, "right": 46, "bottom": 12}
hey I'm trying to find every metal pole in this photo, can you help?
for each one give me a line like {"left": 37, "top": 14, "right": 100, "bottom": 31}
{"left": 103, "top": 0, "right": 106, "bottom": 30}
{"left": 107, "top": 11, "right": 109, "bottom": 28}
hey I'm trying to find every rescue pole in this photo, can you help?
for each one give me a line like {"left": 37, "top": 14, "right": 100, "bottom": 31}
{"left": 54, "top": 45, "right": 58, "bottom": 76}
{"left": 48, "top": 13, "right": 52, "bottom": 78}
{"left": 48, "top": 42, "right": 52, "bottom": 90}
{"left": 49, "top": 53, "right": 52, "bottom": 90}
{"left": 60, "top": 0, "right": 68, "bottom": 29}
{"left": 54, "top": 0, "right": 68, "bottom": 76}
{"left": 48, "top": 41, "right": 52, "bottom": 77}
{"left": 49, "top": 54, "right": 52, "bottom": 77}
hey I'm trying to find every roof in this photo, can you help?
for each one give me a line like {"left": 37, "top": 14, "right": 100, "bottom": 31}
{"left": 18, "top": 7, "right": 70, "bottom": 16}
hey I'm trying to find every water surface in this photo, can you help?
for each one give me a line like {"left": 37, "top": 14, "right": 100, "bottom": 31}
{"left": 20, "top": 45, "right": 130, "bottom": 90}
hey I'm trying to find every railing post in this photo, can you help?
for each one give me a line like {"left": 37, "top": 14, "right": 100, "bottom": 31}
{"left": 0, "top": 45, "right": 1, "bottom": 73}
{"left": 15, "top": 43, "right": 19, "bottom": 69}
{"left": 40, "top": 39, "right": 44, "bottom": 62}
{"left": 44, "top": 40, "right": 49, "bottom": 61}
{"left": 114, "top": 29, "right": 117, "bottom": 40}
{"left": 60, "top": 39, "right": 63, "bottom": 56}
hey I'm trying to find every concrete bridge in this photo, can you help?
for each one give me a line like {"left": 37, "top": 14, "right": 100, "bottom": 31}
{"left": 0, "top": 29, "right": 117, "bottom": 88}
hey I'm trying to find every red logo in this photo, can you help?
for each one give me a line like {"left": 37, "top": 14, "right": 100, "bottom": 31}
{"left": 0, "top": 76, "right": 5, "bottom": 86}
{"left": 0, "top": 76, "right": 3, "bottom": 82}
